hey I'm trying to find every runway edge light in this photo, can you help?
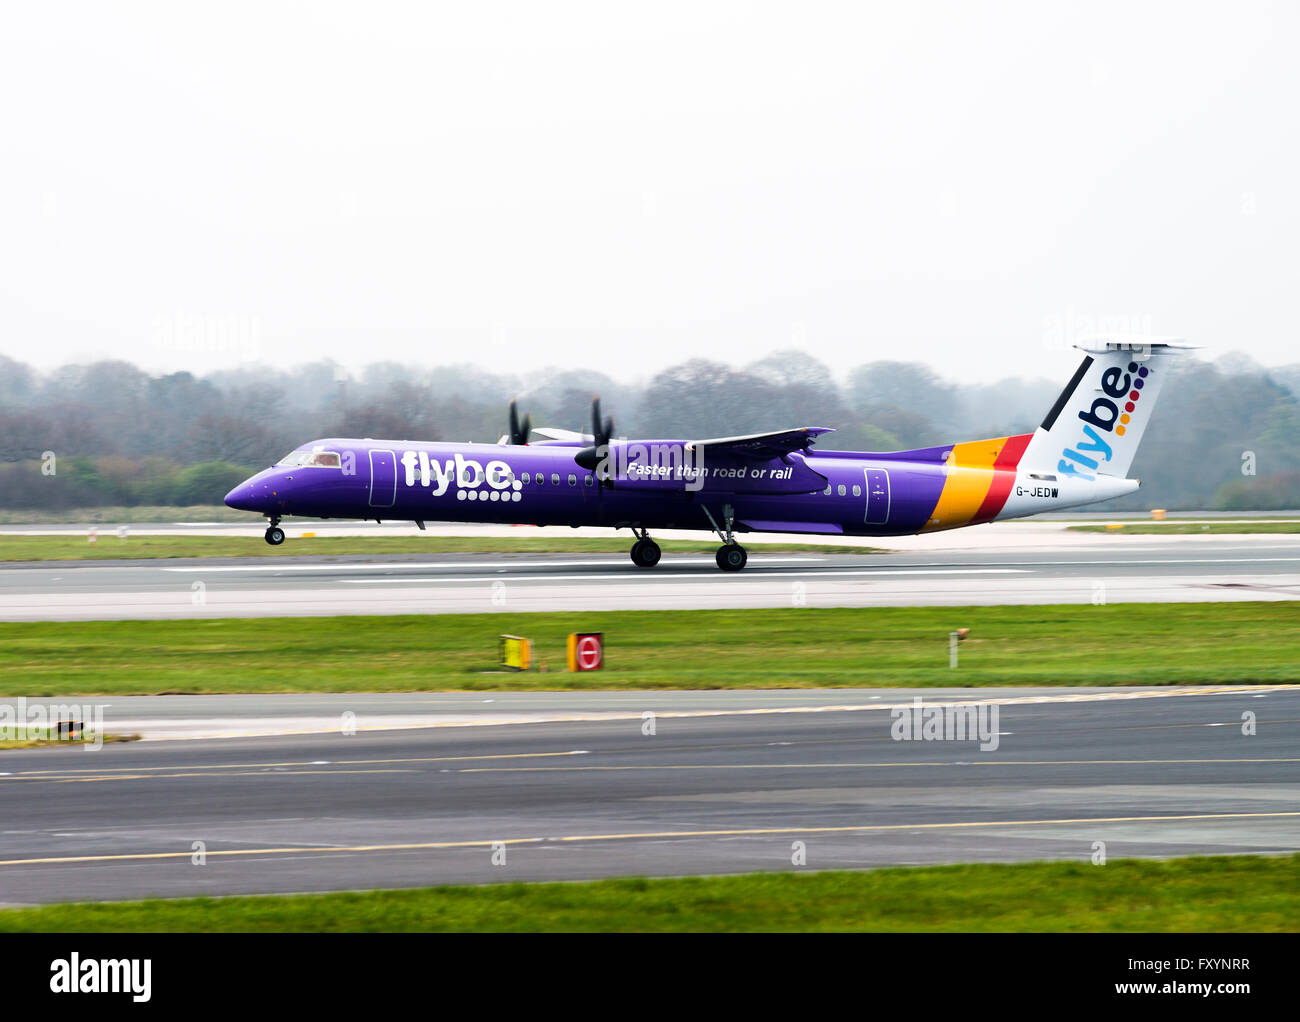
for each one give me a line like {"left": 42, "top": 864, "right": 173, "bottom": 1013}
{"left": 499, "top": 635, "right": 531, "bottom": 671}
{"left": 566, "top": 632, "right": 604, "bottom": 672}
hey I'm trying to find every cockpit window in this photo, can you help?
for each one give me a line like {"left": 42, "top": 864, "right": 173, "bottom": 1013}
{"left": 278, "top": 449, "right": 341, "bottom": 468}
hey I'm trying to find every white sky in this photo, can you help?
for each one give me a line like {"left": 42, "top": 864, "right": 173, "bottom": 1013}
{"left": 1, "top": 1, "right": 1296, "bottom": 385}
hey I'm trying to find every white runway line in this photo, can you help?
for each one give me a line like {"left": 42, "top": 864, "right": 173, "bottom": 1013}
{"left": 4, "top": 574, "right": 1300, "bottom": 619}
{"left": 339, "top": 568, "right": 1032, "bottom": 584}
{"left": 159, "top": 557, "right": 824, "bottom": 572}
{"left": 70, "top": 684, "right": 1300, "bottom": 741}
{"left": 157, "top": 555, "right": 1300, "bottom": 574}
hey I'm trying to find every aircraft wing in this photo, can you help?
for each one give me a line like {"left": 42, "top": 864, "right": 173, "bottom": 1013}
{"left": 530, "top": 427, "right": 592, "bottom": 444}
{"left": 685, "top": 426, "right": 834, "bottom": 459}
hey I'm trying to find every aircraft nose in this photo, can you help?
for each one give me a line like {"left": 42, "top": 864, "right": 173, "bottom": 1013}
{"left": 225, "top": 474, "right": 277, "bottom": 512}
{"left": 224, "top": 480, "right": 257, "bottom": 511}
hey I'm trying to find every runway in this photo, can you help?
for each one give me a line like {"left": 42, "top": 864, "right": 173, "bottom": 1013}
{"left": 1, "top": 535, "right": 1298, "bottom": 620}
{"left": 0, "top": 686, "right": 1296, "bottom": 904}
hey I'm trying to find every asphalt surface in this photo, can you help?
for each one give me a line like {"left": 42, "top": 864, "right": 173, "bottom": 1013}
{"left": 9, "top": 687, "right": 1266, "bottom": 741}
{"left": 0, "top": 686, "right": 1296, "bottom": 904}
{"left": 4, "top": 509, "right": 1295, "bottom": 535}
{"left": 2, "top": 538, "right": 1299, "bottom": 620}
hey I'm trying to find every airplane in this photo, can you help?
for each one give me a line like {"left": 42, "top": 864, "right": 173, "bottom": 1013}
{"left": 225, "top": 340, "right": 1184, "bottom": 571}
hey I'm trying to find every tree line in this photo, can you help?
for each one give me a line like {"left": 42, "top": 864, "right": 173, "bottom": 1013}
{"left": 0, "top": 350, "right": 1297, "bottom": 511}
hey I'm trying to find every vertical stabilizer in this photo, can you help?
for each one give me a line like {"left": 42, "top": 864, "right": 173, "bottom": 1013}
{"left": 1020, "top": 341, "right": 1187, "bottom": 480}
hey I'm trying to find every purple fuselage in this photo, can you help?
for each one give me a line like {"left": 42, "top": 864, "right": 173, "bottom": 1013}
{"left": 224, "top": 438, "right": 952, "bottom": 538}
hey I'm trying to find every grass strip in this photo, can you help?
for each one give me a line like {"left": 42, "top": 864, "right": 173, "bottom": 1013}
{"left": 1, "top": 854, "right": 1295, "bottom": 932}
{"left": 1, "top": 603, "right": 1296, "bottom": 695}
{"left": 0, "top": 535, "right": 882, "bottom": 561}
{"left": 1069, "top": 523, "right": 1300, "bottom": 534}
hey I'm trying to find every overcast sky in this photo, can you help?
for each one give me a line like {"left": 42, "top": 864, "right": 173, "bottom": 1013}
{"left": 2, "top": 1, "right": 1296, "bottom": 385}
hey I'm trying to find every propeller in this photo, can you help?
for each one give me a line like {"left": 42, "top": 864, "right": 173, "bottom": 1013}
{"left": 505, "top": 399, "right": 532, "bottom": 446}
{"left": 575, "top": 396, "right": 615, "bottom": 475}
{"left": 591, "top": 396, "right": 615, "bottom": 450}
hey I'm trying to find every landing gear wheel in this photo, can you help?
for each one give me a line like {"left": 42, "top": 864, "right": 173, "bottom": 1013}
{"left": 630, "top": 539, "right": 661, "bottom": 568}
{"left": 716, "top": 544, "right": 747, "bottom": 572}
{"left": 264, "top": 526, "right": 286, "bottom": 546}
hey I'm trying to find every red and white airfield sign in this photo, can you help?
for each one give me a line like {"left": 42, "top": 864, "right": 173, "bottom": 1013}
{"left": 566, "top": 632, "right": 604, "bottom": 672}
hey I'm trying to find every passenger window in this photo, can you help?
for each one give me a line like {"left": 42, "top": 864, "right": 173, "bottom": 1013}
{"left": 534, "top": 473, "right": 543, "bottom": 485}
{"left": 837, "top": 484, "right": 846, "bottom": 496}
{"left": 568, "top": 474, "right": 577, "bottom": 486}
{"left": 551, "top": 473, "right": 560, "bottom": 485}
{"left": 823, "top": 484, "right": 831, "bottom": 495}
{"left": 584, "top": 474, "right": 593, "bottom": 486}
{"left": 852, "top": 485, "right": 861, "bottom": 497}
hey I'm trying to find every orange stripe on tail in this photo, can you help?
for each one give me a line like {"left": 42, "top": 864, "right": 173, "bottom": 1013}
{"left": 971, "top": 432, "right": 1033, "bottom": 524}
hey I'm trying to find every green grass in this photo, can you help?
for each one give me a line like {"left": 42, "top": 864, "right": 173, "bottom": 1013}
{"left": 2, "top": 854, "right": 1295, "bottom": 931}
{"left": 1070, "top": 522, "right": 1300, "bottom": 534}
{"left": 1, "top": 603, "right": 1297, "bottom": 696}
{"left": 0, "top": 534, "right": 883, "bottom": 561}
{"left": 0, "top": 505, "right": 251, "bottom": 525}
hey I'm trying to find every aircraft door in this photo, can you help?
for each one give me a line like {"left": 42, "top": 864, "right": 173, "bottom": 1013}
{"left": 864, "top": 468, "right": 890, "bottom": 525}
{"left": 368, "top": 449, "right": 397, "bottom": 508}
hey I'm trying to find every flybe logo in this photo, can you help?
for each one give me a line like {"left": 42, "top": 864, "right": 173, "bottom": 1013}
{"left": 398, "top": 451, "right": 524, "bottom": 503}
{"left": 1058, "top": 360, "right": 1153, "bottom": 480}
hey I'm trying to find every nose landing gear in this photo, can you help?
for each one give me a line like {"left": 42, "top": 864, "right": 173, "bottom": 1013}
{"left": 264, "top": 517, "right": 285, "bottom": 546}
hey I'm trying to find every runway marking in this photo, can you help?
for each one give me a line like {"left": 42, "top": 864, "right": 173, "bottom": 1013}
{"left": 870, "top": 557, "right": 1300, "bottom": 568}
{"left": 159, "top": 558, "right": 824, "bottom": 573}
{"left": 2, "top": 811, "right": 1298, "bottom": 867}
{"left": 48, "top": 768, "right": 418, "bottom": 784}
{"left": 458, "top": 757, "right": 1300, "bottom": 773}
{"left": 2, "top": 749, "right": 598, "bottom": 779}
{"left": 145, "top": 555, "right": 1300, "bottom": 579}
{"left": 33, "top": 683, "right": 1299, "bottom": 743}
{"left": 339, "top": 569, "right": 1030, "bottom": 585}
{"left": 9, "top": 718, "right": 1299, "bottom": 780}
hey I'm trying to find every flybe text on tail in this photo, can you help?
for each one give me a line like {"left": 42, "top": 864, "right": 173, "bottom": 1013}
{"left": 1018, "top": 340, "right": 1182, "bottom": 482}
{"left": 1058, "top": 359, "right": 1155, "bottom": 480}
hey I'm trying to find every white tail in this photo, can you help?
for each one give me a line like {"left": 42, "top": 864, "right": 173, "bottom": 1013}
{"left": 1021, "top": 341, "right": 1187, "bottom": 480}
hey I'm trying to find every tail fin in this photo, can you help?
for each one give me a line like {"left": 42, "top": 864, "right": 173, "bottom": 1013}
{"left": 1020, "top": 340, "right": 1187, "bottom": 480}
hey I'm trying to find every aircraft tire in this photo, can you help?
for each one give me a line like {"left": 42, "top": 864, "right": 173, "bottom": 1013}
{"left": 264, "top": 526, "right": 286, "bottom": 546}
{"left": 630, "top": 539, "right": 661, "bottom": 568}
{"left": 715, "top": 544, "right": 747, "bottom": 572}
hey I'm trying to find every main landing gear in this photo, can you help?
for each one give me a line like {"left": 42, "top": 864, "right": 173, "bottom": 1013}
{"left": 715, "top": 544, "right": 747, "bottom": 572}
{"left": 629, "top": 527, "right": 661, "bottom": 568}
{"left": 703, "top": 504, "right": 747, "bottom": 572}
{"left": 264, "top": 517, "right": 285, "bottom": 546}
